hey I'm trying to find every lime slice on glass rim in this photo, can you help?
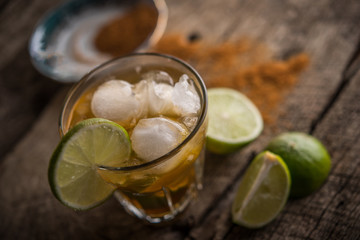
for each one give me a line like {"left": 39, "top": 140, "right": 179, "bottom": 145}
{"left": 232, "top": 151, "right": 291, "bottom": 228}
{"left": 48, "top": 118, "right": 131, "bottom": 210}
{"left": 206, "top": 88, "right": 263, "bottom": 154}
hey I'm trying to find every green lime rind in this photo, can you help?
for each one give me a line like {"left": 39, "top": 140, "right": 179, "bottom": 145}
{"left": 231, "top": 151, "right": 291, "bottom": 228}
{"left": 48, "top": 118, "right": 131, "bottom": 210}
{"left": 265, "top": 132, "right": 331, "bottom": 198}
{"left": 206, "top": 88, "right": 263, "bottom": 154}
{"left": 206, "top": 136, "right": 252, "bottom": 155}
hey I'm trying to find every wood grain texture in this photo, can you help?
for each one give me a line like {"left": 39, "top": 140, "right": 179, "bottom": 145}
{"left": 0, "top": 0, "right": 64, "bottom": 160}
{"left": 190, "top": 71, "right": 360, "bottom": 240}
{"left": 0, "top": 0, "right": 63, "bottom": 66}
{"left": 0, "top": 0, "right": 360, "bottom": 239}
{"left": 0, "top": 47, "right": 62, "bottom": 160}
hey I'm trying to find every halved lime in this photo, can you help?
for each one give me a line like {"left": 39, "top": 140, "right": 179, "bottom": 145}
{"left": 232, "top": 151, "right": 291, "bottom": 228}
{"left": 265, "top": 132, "right": 331, "bottom": 198}
{"left": 48, "top": 118, "right": 131, "bottom": 210}
{"left": 206, "top": 88, "right": 263, "bottom": 154}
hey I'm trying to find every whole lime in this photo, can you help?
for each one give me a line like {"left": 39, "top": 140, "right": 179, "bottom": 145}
{"left": 265, "top": 132, "right": 331, "bottom": 198}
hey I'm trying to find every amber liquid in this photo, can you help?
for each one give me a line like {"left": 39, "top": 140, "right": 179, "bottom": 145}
{"left": 65, "top": 71, "right": 207, "bottom": 221}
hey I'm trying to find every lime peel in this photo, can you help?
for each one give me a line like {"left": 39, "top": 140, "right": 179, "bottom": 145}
{"left": 231, "top": 151, "right": 291, "bottom": 228}
{"left": 48, "top": 118, "right": 131, "bottom": 210}
{"left": 235, "top": 153, "right": 278, "bottom": 218}
{"left": 206, "top": 88, "right": 263, "bottom": 154}
{"left": 265, "top": 132, "right": 331, "bottom": 198}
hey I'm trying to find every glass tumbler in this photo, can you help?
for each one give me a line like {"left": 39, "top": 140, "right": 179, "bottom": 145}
{"left": 59, "top": 53, "right": 208, "bottom": 223}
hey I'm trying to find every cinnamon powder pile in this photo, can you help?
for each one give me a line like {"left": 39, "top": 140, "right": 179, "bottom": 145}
{"left": 152, "top": 34, "right": 309, "bottom": 124}
{"left": 94, "top": 4, "right": 158, "bottom": 57}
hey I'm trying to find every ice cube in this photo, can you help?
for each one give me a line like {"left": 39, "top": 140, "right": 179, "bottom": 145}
{"left": 172, "top": 74, "right": 201, "bottom": 116}
{"left": 141, "top": 70, "right": 174, "bottom": 85}
{"left": 182, "top": 116, "right": 198, "bottom": 131}
{"left": 91, "top": 80, "right": 144, "bottom": 126}
{"left": 130, "top": 117, "right": 188, "bottom": 161}
{"left": 134, "top": 77, "right": 177, "bottom": 117}
{"left": 133, "top": 80, "right": 149, "bottom": 117}
{"left": 147, "top": 81, "right": 177, "bottom": 116}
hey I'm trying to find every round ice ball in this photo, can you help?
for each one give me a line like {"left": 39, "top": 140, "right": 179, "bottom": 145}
{"left": 130, "top": 117, "right": 188, "bottom": 161}
{"left": 147, "top": 81, "right": 176, "bottom": 116}
{"left": 173, "top": 74, "right": 201, "bottom": 116}
{"left": 91, "top": 80, "right": 141, "bottom": 125}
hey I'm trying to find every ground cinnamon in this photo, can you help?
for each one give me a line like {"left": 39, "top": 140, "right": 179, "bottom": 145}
{"left": 94, "top": 4, "right": 158, "bottom": 57}
{"left": 152, "top": 34, "right": 310, "bottom": 124}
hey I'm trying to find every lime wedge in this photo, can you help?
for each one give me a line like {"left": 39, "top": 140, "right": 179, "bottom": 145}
{"left": 206, "top": 88, "right": 263, "bottom": 154}
{"left": 48, "top": 118, "right": 131, "bottom": 210}
{"left": 232, "top": 151, "right": 291, "bottom": 228}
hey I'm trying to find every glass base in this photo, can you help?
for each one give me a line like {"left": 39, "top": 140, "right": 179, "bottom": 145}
{"left": 114, "top": 183, "right": 197, "bottom": 224}
{"left": 114, "top": 152, "right": 205, "bottom": 224}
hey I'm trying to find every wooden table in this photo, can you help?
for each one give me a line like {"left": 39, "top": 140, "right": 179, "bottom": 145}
{"left": 1, "top": 0, "right": 360, "bottom": 239}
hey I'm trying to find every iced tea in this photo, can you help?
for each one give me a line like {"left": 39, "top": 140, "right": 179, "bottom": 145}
{"left": 60, "top": 54, "right": 207, "bottom": 223}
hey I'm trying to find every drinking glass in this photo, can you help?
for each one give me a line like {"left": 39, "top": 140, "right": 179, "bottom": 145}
{"left": 59, "top": 53, "right": 208, "bottom": 223}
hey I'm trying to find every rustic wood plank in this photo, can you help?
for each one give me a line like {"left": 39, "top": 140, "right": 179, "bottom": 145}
{"left": 0, "top": 47, "right": 62, "bottom": 160}
{"left": 178, "top": 0, "right": 360, "bottom": 229}
{"left": 222, "top": 61, "right": 360, "bottom": 240}
{"left": 0, "top": 0, "right": 10, "bottom": 12}
{"left": 1, "top": 0, "right": 360, "bottom": 239}
{"left": 0, "top": 89, "right": 184, "bottom": 240}
{"left": 0, "top": 0, "right": 63, "bottom": 67}
{"left": 0, "top": 0, "right": 64, "bottom": 160}
{"left": 184, "top": 0, "right": 360, "bottom": 238}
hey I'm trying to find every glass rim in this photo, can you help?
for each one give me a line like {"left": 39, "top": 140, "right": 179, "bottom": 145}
{"left": 59, "top": 52, "right": 208, "bottom": 172}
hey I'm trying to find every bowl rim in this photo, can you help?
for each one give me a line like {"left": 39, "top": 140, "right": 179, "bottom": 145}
{"left": 28, "top": 0, "right": 168, "bottom": 83}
